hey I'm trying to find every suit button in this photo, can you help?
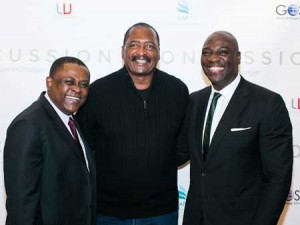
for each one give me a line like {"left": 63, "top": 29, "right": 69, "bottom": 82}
{"left": 201, "top": 172, "right": 206, "bottom": 176}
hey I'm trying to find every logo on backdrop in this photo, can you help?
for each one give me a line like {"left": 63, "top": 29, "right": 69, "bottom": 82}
{"left": 293, "top": 145, "right": 300, "bottom": 159}
{"left": 177, "top": 0, "right": 190, "bottom": 20}
{"left": 243, "top": 50, "right": 300, "bottom": 66}
{"left": 286, "top": 189, "right": 300, "bottom": 205}
{"left": 178, "top": 185, "right": 187, "bottom": 209}
{"left": 283, "top": 98, "right": 300, "bottom": 114}
{"left": 0, "top": 140, "right": 3, "bottom": 162}
{"left": 0, "top": 48, "right": 299, "bottom": 72}
{"left": 56, "top": 2, "right": 73, "bottom": 16}
{"left": 290, "top": 98, "right": 300, "bottom": 111}
{"left": 276, "top": 4, "right": 300, "bottom": 20}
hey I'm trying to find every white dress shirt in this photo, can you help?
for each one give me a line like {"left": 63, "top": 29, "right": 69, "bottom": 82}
{"left": 203, "top": 75, "right": 241, "bottom": 146}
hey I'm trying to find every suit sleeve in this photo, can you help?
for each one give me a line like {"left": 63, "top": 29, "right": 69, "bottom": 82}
{"left": 4, "top": 119, "right": 43, "bottom": 225}
{"left": 252, "top": 94, "right": 293, "bottom": 225}
{"left": 176, "top": 96, "right": 191, "bottom": 167}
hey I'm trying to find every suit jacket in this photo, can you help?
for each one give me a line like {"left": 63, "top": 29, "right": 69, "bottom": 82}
{"left": 177, "top": 77, "right": 293, "bottom": 225}
{"left": 4, "top": 92, "right": 96, "bottom": 225}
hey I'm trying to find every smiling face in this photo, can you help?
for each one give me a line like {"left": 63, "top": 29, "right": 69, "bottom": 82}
{"left": 201, "top": 31, "right": 241, "bottom": 91}
{"left": 46, "top": 63, "right": 90, "bottom": 115}
{"left": 122, "top": 26, "right": 160, "bottom": 78}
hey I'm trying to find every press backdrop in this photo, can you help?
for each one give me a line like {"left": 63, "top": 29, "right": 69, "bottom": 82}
{"left": 1, "top": 0, "right": 299, "bottom": 224}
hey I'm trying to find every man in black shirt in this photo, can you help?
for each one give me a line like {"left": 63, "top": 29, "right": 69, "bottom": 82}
{"left": 77, "top": 22, "right": 189, "bottom": 225}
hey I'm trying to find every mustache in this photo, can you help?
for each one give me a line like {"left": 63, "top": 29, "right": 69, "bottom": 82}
{"left": 131, "top": 55, "right": 151, "bottom": 63}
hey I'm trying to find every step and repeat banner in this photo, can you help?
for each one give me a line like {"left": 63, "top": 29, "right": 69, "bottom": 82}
{"left": 0, "top": 0, "right": 299, "bottom": 224}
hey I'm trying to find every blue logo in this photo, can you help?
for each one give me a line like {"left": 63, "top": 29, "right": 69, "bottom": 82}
{"left": 288, "top": 4, "right": 299, "bottom": 16}
{"left": 287, "top": 190, "right": 294, "bottom": 201}
{"left": 276, "top": 4, "right": 300, "bottom": 17}
{"left": 177, "top": 0, "right": 189, "bottom": 20}
{"left": 286, "top": 189, "right": 300, "bottom": 205}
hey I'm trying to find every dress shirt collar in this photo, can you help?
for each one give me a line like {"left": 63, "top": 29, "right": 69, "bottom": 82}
{"left": 44, "top": 92, "right": 71, "bottom": 126}
{"left": 211, "top": 74, "right": 241, "bottom": 99}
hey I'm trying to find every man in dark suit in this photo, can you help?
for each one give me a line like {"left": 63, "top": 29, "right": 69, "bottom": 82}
{"left": 4, "top": 56, "right": 96, "bottom": 225}
{"left": 177, "top": 31, "right": 293, "bottom": 225}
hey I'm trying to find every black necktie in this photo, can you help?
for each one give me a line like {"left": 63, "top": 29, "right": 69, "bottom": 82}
{"left": 203, "top": 92, "right": 221, "bottom": 161}
{"left": 68, "top": 117, "right": 84, "bottom": 159}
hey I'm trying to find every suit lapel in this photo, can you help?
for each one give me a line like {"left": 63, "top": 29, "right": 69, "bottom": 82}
{"left": 193, "top": 88, "right": 211, "bottom": 168}
{"left": 205, "top": 78, "right": 249, "bottom": 164}
{"left": 74, "top": 117, "right": 94, "bottom": 172}
{"left": 39, "top": 93, "right": 88, "bottom": 166}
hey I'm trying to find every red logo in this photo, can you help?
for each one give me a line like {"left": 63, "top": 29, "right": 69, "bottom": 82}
{"left": 56, "top": 3, "right": 72, "bottom": 15}
{"left": 291, "top": 98, "right": 300, "bottom": 109}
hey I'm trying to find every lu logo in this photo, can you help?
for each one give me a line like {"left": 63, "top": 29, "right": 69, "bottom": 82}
{"left": 291, "top": 98, "right": 300, "bottom": 110}
{"left": 57, "top": 3, "right": 72, "bottom": 15}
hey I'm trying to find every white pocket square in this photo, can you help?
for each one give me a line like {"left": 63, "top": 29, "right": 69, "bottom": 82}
{"left": 231, "top": 127, "right": 252, "bottom": 132}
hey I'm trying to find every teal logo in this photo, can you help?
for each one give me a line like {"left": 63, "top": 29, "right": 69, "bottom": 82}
{"left": 177, "top": 0, "right": 189, "bottom": 20}
{"left": 178, "top": 185, "right": 187, "bottom": 208}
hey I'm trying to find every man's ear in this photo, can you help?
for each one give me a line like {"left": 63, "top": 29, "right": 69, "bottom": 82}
{"left": 237, "top": 51, "right": 241, "bottom": 65}
{"left": 46, "top": 76, "right": 53, "bottom": 91}
{"left": 121, "top": 46, "right": 125, "bottom": 61}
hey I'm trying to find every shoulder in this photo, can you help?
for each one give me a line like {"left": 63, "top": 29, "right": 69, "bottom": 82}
{"left": 8, "top": 93, "right": 61, "bottom": 129}
{"left": 156, "top": 69, "right": 184, "bottom": 84}
{"left": 6, "top": 99, "right": 46, "bottom": 135}
{"left": 90, "top": 69, "right": 123, "bottom": 89}
{"left": 14, "top": 97, "right": 45, "bottom": 121}
{"left": 190, "top": 86, "right": 210, "bottom": 100}
{"left": 241, "top": 77, "right": 283, "bottom": 100}
{"left": 155, "top": 69, "right": 189, "bottom": 93}
{"left": 87, "top": 68, "right": 124, "bottom": 99}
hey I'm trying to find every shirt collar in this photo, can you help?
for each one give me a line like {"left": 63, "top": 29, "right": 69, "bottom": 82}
{"left": 44, "top": 92, "right": 71, "bottom": 125}
{"left": 211, "top": 74, "right": 241, "bottom": 99}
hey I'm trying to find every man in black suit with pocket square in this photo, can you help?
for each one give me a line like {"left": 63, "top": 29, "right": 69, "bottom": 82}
{"left": 177, "top": 31, "right": 293, "bottom": 225}
{"left": 4, "top": 56, "right": 96, "bottom": 225}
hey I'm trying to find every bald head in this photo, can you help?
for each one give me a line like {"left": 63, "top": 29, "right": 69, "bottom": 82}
{"left": 201, "top": 31, "right": 241, "bottom": 90}
{"left": 203, "top": 31, "right": 239, "bottom": 53}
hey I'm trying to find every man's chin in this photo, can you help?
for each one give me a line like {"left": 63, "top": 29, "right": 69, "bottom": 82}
{"left": 63, "top": 105, "right": 81, "bottom": 115}
{"left": 206, "top": 73, "right": 224, "bottom": 82}
{"left": 130, "top": 70, "right": 155, "bottom": 77}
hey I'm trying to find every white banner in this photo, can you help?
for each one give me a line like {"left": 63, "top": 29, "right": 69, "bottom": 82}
{"left": 1, "top": 0, "right": 299, "bottom": 224}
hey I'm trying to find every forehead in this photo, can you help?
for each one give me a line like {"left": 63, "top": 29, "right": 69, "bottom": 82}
{"left": 55, "top": 63, "right": 89, "bottom": 79}
{"left": 203, "top": 33, "right": 236, "bottom": 50}
{"left": 126, "top": 26, "right": 158, "bottom": 43}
